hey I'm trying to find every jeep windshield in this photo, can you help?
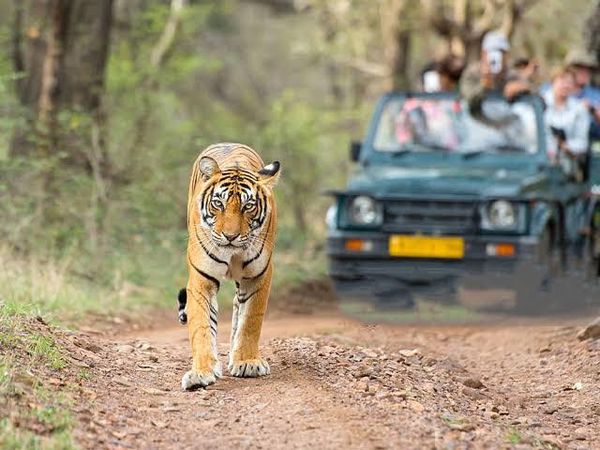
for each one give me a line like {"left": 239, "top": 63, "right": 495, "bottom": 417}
{"left": 372, "top": 95, "right": 540, "bottom": 155}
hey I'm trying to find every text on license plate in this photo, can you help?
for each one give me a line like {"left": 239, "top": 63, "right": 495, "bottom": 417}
{"left": 388, "top": 235, "right": 464, "bottom": 259}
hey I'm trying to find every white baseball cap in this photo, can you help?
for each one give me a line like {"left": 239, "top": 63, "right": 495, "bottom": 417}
{"left": 482, "top": 30, "right": 510, "bottom": 52}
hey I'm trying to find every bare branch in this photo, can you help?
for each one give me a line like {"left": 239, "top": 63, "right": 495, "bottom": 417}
{"left": 421, "top": 0, "right": 469, "bottom": 41}
{"left": 150, "top": 0, "right": 187, "bottom": 68}
{"left": 380, "top": 0, "right": 408, "bottom": 63}
{"left": 500, "top": 0, "right": 518, "bottom": 38}
{"left": 453, "top": 0, "right": 469, "bottom": 28}
{"left": 339, "top": 58, "right": 391, "bottom": 78}
{"left": 500, "top": 0, "right": 540, "bottom": 40}
{"left": 473, "top": 0, "right": 497, "bottom": 36}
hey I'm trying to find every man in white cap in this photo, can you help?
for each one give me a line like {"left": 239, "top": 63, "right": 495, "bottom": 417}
{"left": 565, "top": 48, "right": 600, "bottom": 142}
{"left": 460, "top": 30, "right": 531, "bottom": 120}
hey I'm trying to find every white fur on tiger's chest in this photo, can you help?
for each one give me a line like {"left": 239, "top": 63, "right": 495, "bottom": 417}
{"left": 226, "top": 253, "right": 244, "bottom": 281}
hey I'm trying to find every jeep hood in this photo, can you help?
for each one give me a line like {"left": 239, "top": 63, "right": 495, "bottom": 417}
{"left": 347, "top": 165, "right": 547, "bottom": 198}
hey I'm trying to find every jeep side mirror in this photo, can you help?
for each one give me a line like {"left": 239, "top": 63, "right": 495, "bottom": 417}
{"left": 350, "top": 141, "right": 362, "bottom": 162}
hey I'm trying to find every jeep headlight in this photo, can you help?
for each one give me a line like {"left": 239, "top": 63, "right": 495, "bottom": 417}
{"left": 326, "top": 203, "right": 338, "bottom": 230}
{"left": 348, "top": 196, "right": 383, "bottom": 226}
{"left": 480, "top": 200, "right": 525, "bottom": 231}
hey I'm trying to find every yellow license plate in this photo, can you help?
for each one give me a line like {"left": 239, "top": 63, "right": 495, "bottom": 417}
{"left": 389, "top": 235, "right": 464, "bottom": 259}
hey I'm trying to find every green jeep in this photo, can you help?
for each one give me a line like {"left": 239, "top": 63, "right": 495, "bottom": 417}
{"left": 326, "top": 92, "right": 600, "bottom": 311}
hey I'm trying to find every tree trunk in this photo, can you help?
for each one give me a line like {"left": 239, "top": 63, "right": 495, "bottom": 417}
{"left": 10, "top": 0, "right": 113, "bottom": 163}
{"left": 585, "top": 1, "right": 600, "bottom": 63}
{"left": 10, "top": 0, "right": 113, "bottom": 250}
{"left": 380, "top": 0, "right": 411, "bottom": 91}
{"left": 390, "top": 29, "right": 411, "bottom": 91}
{"left": 318, "top": 6, "right": 344, "bottom": 104}
{"left": 292, "top": 200, "right": 307, "bottom": 235}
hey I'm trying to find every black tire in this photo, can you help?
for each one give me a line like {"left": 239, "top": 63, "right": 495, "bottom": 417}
{"left": 331, "top": 279, "right": 416, "bottom": 312}
{"left": 585, "top": 230, "right": 600, "bottom": 282}
{"left": 581, "top": 230, "right": 600, "bottom": 309}
{"left": 514, "top": 228, "right": 589, "bottom": 314}
{"left": 373, "top": 288, "right": 416, "bottom": 310}
{"left": 514, "top": 228, "right": 561, "bottom": 314}
{"left": 414, "top": 278, "right": 458, "bottom": 305}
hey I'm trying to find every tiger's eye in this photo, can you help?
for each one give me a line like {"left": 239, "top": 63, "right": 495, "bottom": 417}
{"left": 211, "top": 199, "right": 223, "bottom": 210}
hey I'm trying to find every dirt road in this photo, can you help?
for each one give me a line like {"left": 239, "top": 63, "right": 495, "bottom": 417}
{"left": 67, "top": 310, "right": 600, "bottom": 449}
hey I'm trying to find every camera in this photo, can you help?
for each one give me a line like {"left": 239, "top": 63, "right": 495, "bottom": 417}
{"left": 487, "top": 50, "right": 503, "bottom": 75}
{"left": 550, "top": 126, "right": 567, "bottom": 142}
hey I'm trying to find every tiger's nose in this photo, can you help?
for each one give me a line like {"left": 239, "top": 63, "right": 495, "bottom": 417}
{"left": 223, "top": 232, "right": 239, "bottom": 242}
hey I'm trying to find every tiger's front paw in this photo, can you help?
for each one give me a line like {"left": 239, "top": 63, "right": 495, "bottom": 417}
{"left": 181, "top": 370, "right": 215, "bottom": 390}
{"left": 181, "top": 361, "right": 222, "bottom": 390}
{"left": 229, "top": 358, "right": 270, "bottom": 378}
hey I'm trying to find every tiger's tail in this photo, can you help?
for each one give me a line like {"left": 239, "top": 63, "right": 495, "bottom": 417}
{"left": 177, "top": 288, "right": 187, "bottom": 325}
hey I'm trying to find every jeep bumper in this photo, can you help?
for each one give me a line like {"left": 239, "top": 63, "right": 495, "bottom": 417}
{"left": 327, "top": 231, "right": 540, "bottom": 290}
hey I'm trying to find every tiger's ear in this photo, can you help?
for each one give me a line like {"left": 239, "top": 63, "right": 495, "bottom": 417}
{"left": 258, "top": 161, "right": 280, "bottom": 188}
{"left": 198, "top": 156, "right": 220, "bottom": 181}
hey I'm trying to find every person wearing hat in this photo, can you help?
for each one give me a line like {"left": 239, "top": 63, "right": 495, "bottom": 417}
{"left": 460, "top": 30, "right": 531, "bottom": 122}
{"left": 544, "top": 66, "right": 590, "bottom": 173}
{"left": 565, "top": 48, "right": 600, "bottom": 141}
{"left": 513, "top": 57, "right": 540, "bottom": 85}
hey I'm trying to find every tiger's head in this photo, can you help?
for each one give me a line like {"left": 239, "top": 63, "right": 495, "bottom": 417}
{"left": 197, "top": 156, "right": 280, "bottom": 250}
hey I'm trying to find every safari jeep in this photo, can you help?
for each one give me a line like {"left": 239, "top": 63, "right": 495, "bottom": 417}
{"left": 326, "top": 92, "right": 600, "bottom": 311}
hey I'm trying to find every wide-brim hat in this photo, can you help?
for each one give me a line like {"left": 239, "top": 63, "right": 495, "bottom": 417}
{"left": 565, "top": 48, "right": 598, "bottom": 68}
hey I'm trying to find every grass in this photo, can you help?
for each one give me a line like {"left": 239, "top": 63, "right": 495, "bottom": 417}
{"left": 76, "top": 369, "right": 91, "bottom": 382}
{"left": 0, "top": 300, "right": 66, "bottom": 371}
{"left": 0, "top": 249, "right": 111, "bottom": 322}
{"left": 0, "top": 419, "right": 76, "bottom": 450}
{"left": 0, "top": 246, "right": 180, "bottom": 324}
{"left": 339, "top": 299, "right": 482, "bottom": 325}
{"left": 27, "top": 335, "right": 66, "bottom": 371}
{"left": 0, "top": 357, "right": 76, "bottom": 450}
{"left": 29, "top": 390, "right": 73, "bottom": 433}
{"left": 505, "top": 427, "right": 522, "bottom": 445}
{"left": 0, "top": 302, "right": 76, "bottom": 450}
{"left": 0, "top": 238, "right": 326, "bottom": 324}
{"left": 272, "top": 246, "right": 328, "bottom": 290}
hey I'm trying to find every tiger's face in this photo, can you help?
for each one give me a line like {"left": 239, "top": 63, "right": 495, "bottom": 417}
{"left": 197, "top": 157, "right": 280, "bottom": 250}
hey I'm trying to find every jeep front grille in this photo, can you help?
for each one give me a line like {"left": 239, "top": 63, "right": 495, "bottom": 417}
{"left": 383, "top": 199, "right": 476, "bottom": 234}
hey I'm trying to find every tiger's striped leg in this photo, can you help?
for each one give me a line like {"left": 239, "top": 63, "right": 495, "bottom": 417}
{"left": 229, "top": 263, "right": 272, "bottom": 377}
{"left": 230, "top": 283, "right": 240, "bottom": 354}
{"left": 181, "top": 278, "right": 221, "bottom": 390}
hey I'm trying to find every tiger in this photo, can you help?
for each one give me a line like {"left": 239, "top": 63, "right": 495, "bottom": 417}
{"left": 179, "top": 142, "right": 280, "bottom": 390}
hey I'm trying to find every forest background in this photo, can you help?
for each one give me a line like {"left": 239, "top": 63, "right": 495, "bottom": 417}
{"left": 1, "top": 0, "right": 599, "bottom": 320}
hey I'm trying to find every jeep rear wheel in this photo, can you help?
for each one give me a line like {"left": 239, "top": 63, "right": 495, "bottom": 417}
{"left": 514, "top": 228, "right": 562, "bottom": 314}
{"left": 585, "top": 229, "right": 600, "bottom": 281}
{"left": 514, "top": 228, "right": 589, "bottom": 314}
